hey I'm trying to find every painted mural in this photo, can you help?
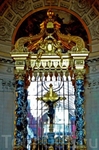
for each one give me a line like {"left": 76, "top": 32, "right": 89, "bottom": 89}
{"left": 15, "top": 9, "right": 88, "bottom": 49}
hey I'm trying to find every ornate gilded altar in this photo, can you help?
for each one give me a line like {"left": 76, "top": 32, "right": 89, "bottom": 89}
{"left": 11, "top": 9, "right": 89, "bottom": 150}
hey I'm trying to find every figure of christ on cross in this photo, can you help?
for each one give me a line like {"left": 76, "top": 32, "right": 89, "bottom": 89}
{"left": 37, "top": 84, "right": 66, "bottom": 127}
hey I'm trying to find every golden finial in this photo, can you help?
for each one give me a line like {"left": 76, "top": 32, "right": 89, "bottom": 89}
{"left": 48, "top": 145, "right": 54, "bottom": 150}
{"left": 47, "top": 9, "right": 54, "bottom": 19}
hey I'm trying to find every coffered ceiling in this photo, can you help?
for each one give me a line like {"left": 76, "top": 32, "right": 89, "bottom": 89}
{"left": 0, "top": 0, "right": 99, "bottom": 58}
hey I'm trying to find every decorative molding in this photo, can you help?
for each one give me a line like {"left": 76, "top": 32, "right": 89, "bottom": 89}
{"left": 45, "top": 0, "right": 58, "bottom": 6}
{"left": 87, "top": 51, "right": 99, "bottom": 64}
{"left": 0, "top": 2, "right": 9, "bottom": 16}
{"left": 71, "top": 0, "right": 91, "bottom": 16}
{"left": 87, "top": 8, "right": 98, "bottom": 21}
{"left": 60, "top": 2, "right": 70, "bottom": 9}
{"left": 0, "top": 57, "right": 14, "bottom": 64}
{"left": 11, "top": 0, "right": 32, "bottom": 17}
{"left": 85, "top": 52, "right": 99, "bottom": 89}
{"left": 93, "top": 0, "right": 99, "bottom": 14}
{"left": 32, "top": 0, "right": 40, "bottom": 2}
{"left": 1, "top": 79, "right": 14, "bottom": 91}
{"left": 0, "top": 0, "right": 97, "bottom": 45}
{"left": 33, "top": 1, "right": 43, "bottom": 9}
{"left": 0, "top": 51, "right": 12, "bottom": 58}
{"left": 87, "top": 58, "right": 99, "bottom": 65}
{"left": 88, "top": 51, "right": 99, "bottom": 58}
{"left": 13, "top": 15, "right": 21, "bottom": 27}
{"left": 74, "top": 69, "right": 86, "bottom": 80}
{"left": 82, "top": 15, "right": 90, "bottom": 26}
{"left": 4, "top": 9, "right": 16, "bottom": 22}
{"left": 0, "top": 18, "right": 13, "bottom": 41}
{"left": 86, "top": 77, "right": 99, "bottom": 90}
{"left": 86, "top": 54, "right": 99, "bottom": 75}
{"left": 89, "top": 18, "right": 99, "bottom": 40}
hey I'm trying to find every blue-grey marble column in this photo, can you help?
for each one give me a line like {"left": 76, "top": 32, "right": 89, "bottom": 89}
{"left": 14, "top": 80, "right": 28, "bottom": 150}
{"left": 75, "top": 79, "right": 86, "bottom": 149}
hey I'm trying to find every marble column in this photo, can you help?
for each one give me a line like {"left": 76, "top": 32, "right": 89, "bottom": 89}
{"left": 70, "top": 47, "right": 89, "bottom": 150}
{"left": 74, "top": 69, "right": 86, "bottom": 150}
{"left": 10, "top": 50, "right": 29, "bottom": 150}
{"left": 13, "top": 73, "right": 28, "bottom": 150}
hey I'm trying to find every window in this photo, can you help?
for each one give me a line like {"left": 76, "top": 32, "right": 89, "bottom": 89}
{"left": 27, "top": 75, "right": 76, "bottom": 149}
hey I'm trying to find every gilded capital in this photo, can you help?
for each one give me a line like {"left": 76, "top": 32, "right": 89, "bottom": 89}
{"left": 74, "top": 69, "right": 86, "bottom": 80}
{"left": 14, "top": 69, "right": 26, "bottom": 80}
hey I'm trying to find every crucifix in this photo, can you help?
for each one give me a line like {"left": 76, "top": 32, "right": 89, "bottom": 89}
{"left": 37, "top": 84, "right": 66, "bottom": 132}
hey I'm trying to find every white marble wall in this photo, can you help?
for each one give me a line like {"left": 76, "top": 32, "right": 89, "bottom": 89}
{"left": 85, "top": 53, "right": 99, "bottom": 150}
{"left": 0, "top": 50, "right": 99, "bottom": 149}
{"left": 0, "top": 61, "right": 15, "bottom": 150}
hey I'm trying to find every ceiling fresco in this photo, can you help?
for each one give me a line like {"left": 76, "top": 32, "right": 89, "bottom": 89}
{"left": 15, "top": 9, "right": 89, "bottom": 48}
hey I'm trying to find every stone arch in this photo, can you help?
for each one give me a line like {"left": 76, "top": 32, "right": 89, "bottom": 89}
{"left": 11, "top": 6, "right": 91, "bottom": 51}
{"left": 0, "top": 0, "right": 99, "bottom": 52}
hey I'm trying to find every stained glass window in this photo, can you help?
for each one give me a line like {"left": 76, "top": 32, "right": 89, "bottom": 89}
{"left": 27, "top": 75, "right": 76, "bottom": 149}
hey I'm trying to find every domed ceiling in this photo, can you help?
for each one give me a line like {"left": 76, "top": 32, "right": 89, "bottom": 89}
{"left": 0, "top": 0, "right": 99, "bottom": 55}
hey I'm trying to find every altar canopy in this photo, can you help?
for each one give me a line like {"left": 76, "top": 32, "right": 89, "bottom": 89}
{"left": 11, "top": 9, "right": 89, "bottom": 150}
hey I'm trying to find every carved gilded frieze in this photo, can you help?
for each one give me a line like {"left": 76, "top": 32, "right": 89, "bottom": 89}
{"left": 74, "top": 69, "right": 86, "bottom": 80}
{"left": 14, "top": 69, "right": 26, "bottom": 81}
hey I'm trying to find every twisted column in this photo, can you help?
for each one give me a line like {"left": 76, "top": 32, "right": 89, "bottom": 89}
{"left": 13, "top": 72, "right": 28, "bottom": 150}
{"left": 14, "top": 79, "right": 25, "bottom": 149}
{"left": 70, "top": 47, "right": 89, "bottom": 150}
{"left": 10, "top": 49, "right": 29, "bottom": 150}
{"left": 74, "top": 70, "right": 86, "bottom": 150}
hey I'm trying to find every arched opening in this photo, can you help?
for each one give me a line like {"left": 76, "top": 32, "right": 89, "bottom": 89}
{"left": 11, "top": 8, "right": 89, "bottom": 150}
{"left": 12, "top": 8, "right": 90, "bottom": 51}
{"left": 27, "top": 75, "right": 76, "bottom": 149}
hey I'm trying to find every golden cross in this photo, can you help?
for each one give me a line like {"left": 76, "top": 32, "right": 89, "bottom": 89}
{"left": 37, "top": 84, "right": 66, "bottom": 103}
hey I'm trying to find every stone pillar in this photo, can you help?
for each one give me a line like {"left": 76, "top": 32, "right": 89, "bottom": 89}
{"left": 10, "top": 52, "right": 29, "bottom": 150}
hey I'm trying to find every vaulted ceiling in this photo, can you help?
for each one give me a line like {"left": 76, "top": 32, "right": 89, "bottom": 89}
{"left": 0, "top": 0, "right": 99, "bottom": 58}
